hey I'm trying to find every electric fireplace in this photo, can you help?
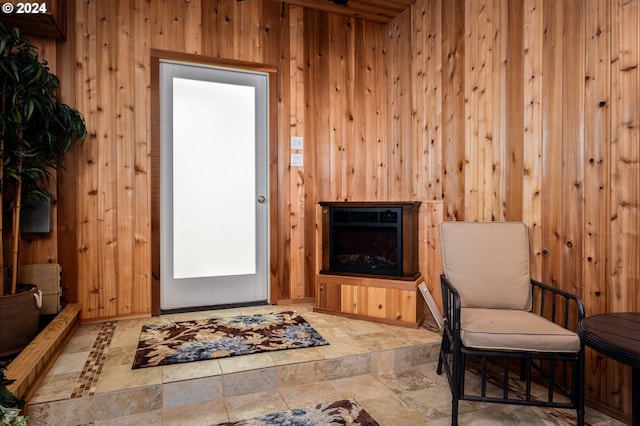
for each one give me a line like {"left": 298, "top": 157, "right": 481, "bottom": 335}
{"left": 319, "top": 201, "right": 421, "bottom": 279}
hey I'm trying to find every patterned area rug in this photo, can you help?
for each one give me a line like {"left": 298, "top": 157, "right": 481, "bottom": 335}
{"left": 132, "top": 311, "right": 329, "bottom": 369}
{"left": 216, "top": 399, "right": 379, "bottom": 426}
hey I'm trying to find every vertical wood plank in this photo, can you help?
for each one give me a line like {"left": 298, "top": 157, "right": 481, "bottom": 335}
{"left": 364, "top": 20, "right": 381, "bottom": 200}
{"left": 306, "top": 10, "right": 328, "bottom": 300}
{"left": 219, "top": 0, "right": 239, "bottom": 58}
{"left": 540, "top": 0, "right": 563, "bottom": 287}
{"left": 133, "top": 0, "right": 152, "bottom": 316}
{"left": 341, "top": 284, "right": 368, "bottom": 315}
{"left": 463, "top": 0, "right": 479, "bottom": 220}
{"left": 328, "top": 14, "right": 347, "bottom": 200}
{"left": 522, "top": 0, "right": 543, "bottom": 277}
{"left": 612, "top": 0, "right": 639, "bottom": 316}
{"left": 95, "top": 0, "right": 119, "bottom": 318}
{"left": 412, "top": 0, "right": 443, "bottom": 203}
{"left": 441, "top": 0, "right": 465, "bottom": 220}
{"left": 56, "top": 0, "right": 80, "bottom": 305}
{"left": 491, "top": 0, "right": 507, "bottom": 221}
{"left": 76, "top": 0, "right": 100, "bottom": 320}
{"left": 344, "top": 18, "right": 356, "bottom": 201}
{"left": 583, "top": 0, "right": 611, "bottom": 406}
{"left": 302, "top": 10, "right": 318, "bottom": 298}
{"left": 606, "top": 0, "right": 623, "bottom": 413}
{"left": 387, "top": 290, "right": 416, "bottom": 323}
{"left": 477, "top": 0, "right": 492, "bottom": 221}
{"left": 237, "top": 0, "right": 261, "bottom": 61}
{"left": 562, "top": 0, "right": 585, "bottom": 297}
{"left": 276, "top": 3, "right": 292, "bottom": 300}
{"left": 375, "top": 19, "right": 389, "bottom": 200}
{"left": 505, "top": 0, "right": 524, "bottom": 222}
{"left": 386, "top": 12, "right": 412, "bottom": 201}
{"left": 583, "top": 0, "right": 610, "bottom": 317}
{"left": 200, "top": 0, "right": 219, "bottom": 57}
{"left": 150, "top": 0, "right": 185, "bottom": 52}
{"left": 259, "top": 1, "right": 281, "bottom": 66}
{"left": 115, "top": 0, "right": 135, "bottom": 315}
{"left": 609, "top": 0, "right": 639, "bottom": 415}
{"left": 399, "top": 11, "right": 413, "bottom": 201}
{"left": 311, "top": 11, "right": 331, "bottom": 203}
{"left": 289, "top": 5, "right": 306, "bottom": 299}
{"left": 411, "top": 3, "right": 435, "bottom": 203}
{"left": 401, "top": 291, "right": 417, "bottom": 323}
{"left": 367, "top": 287, "right": 387, "bottom": 319}
{"left": 427, "top": 0, "right": 443, "bottom": 203}
{"left": 354, "top": 20, "right": 370, "bottom": 200}
{"left": 183, "top": 0, "right": 202, "bottom": 54}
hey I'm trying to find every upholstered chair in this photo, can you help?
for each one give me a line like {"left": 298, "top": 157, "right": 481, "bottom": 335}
{"left": 437, "top": 221, "right": 585, "bottom": 426}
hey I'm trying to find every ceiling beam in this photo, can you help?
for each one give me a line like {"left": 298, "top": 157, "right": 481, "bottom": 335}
{"left": 274, "top": 0, "right": 414, "bottom": 24}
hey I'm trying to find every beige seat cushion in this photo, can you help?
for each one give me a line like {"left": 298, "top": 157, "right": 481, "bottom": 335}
{"left": 460, "top": 308, "right": 581, "bottom": 353}
{"left": 440, "top": 221, "right": 532, "bottom": 310}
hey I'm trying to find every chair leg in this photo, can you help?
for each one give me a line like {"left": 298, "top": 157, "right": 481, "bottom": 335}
{"left": 450, "top": 399, "right": 459, "bottom": 426}
{"left": 576, "top": 352, "right": 585, "bottom": 426}
{"left": 575, "top": 378, "right": 585, "bottom": 426}
{"left": 437, "top": 330, "right": 460, "bottom": 425}
{"left": 449, "top": 350, "right": 463, "bottom": 426}
{"left": 437, "top": 332, "right": 449, "bottom": 375}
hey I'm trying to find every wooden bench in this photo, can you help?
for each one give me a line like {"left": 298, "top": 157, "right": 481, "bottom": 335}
{"left": 6, "top": 303, "right": 81, "bottom": 401}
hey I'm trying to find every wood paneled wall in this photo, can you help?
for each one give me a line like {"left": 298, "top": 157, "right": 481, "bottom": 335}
{"left": 13, "top": 0, "right": 639, "bottom": 421}
{"left": 406, "top": 0, "right": 637, "bottom": 420}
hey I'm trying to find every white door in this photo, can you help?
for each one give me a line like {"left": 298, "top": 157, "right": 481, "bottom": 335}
{"left": 160, "top": 61, "right": 269, "bottom": 311}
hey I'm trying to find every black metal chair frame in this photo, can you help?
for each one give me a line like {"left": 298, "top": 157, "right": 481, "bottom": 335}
{"left": 437, "top": 274, "right": 585, "bottom": 426}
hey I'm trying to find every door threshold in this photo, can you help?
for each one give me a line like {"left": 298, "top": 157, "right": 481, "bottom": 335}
{"left": 160, "top": 300, "right": 269, "bottom": 315}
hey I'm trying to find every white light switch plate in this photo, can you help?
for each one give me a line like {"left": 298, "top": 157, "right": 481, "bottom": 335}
{"left": 291, "top": 153, "right": 303, "bottom": 167}
{"left": 290, "top": 136, "right": 304, "bottom": 150}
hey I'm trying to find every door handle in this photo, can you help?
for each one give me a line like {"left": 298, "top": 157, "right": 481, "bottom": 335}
{"left": 257, "top": 195, "right": 266, "bottom": 203}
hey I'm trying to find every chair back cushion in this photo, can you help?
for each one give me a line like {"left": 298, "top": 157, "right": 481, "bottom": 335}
{"left": 440, "top": 221, "right": 532, "bottom": 310}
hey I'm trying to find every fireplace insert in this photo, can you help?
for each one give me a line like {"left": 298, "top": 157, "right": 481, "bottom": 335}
{"left": 319, "top": 201, "right": 421, "bottom": 279}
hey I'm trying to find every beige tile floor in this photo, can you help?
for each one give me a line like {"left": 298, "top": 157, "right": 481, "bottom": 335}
{"left": 26, "top": 303, "right": 625, "bottom": 425}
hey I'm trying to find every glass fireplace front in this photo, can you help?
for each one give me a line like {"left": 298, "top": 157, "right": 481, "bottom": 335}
{"left": 328, "top": 207, "right": 403, "bottom": 277}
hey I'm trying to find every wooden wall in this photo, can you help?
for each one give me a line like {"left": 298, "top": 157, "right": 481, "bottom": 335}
{"left": 10, "top": 0, "right": 639, "bottom": 421}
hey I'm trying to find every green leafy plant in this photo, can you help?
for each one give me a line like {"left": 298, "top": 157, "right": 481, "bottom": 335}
{"left": 0, "top": 23, "right": 87, "bottom": 295}
{"left": 0, "top": 362, "right": 26, "bottom": 426}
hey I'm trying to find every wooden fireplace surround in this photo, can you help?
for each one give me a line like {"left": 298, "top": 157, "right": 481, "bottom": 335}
{"left": 314, "top": 201, "right": 427, "bottom": 328}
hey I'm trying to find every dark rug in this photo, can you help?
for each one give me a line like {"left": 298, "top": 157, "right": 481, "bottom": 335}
{"left": 132, "top": 311, "right": 329, "bottom": 369}
{"left": 216, "top": 399, "right": 380, "bottom": 426}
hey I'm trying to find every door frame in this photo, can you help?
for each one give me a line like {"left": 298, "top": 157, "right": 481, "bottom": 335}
{"left": 150, "top": 49, "right": 278, "bottom": 315}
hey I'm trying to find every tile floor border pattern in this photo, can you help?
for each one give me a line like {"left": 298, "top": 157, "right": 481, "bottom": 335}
{"left": 70, "top": 321, "right": 117, "bottom": 399}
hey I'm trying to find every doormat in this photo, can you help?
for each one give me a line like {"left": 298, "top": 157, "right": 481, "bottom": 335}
{"left": 216, "top": 399, "right": 380, "bottom": 426}
{"left": 132, "top": 311, "right": 329, "bottom": 369}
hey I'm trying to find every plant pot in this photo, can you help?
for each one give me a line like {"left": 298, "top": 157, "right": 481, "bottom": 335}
{"left": 0, "top": 284, "right": 41, "bottom": 358}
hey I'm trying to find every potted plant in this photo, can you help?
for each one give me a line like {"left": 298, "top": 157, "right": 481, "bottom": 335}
{"left": 0, "top": 362, "right": 27, "bottom": 426}
{"left": 0, "top": 23, "right": 87, "bottom": 356}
